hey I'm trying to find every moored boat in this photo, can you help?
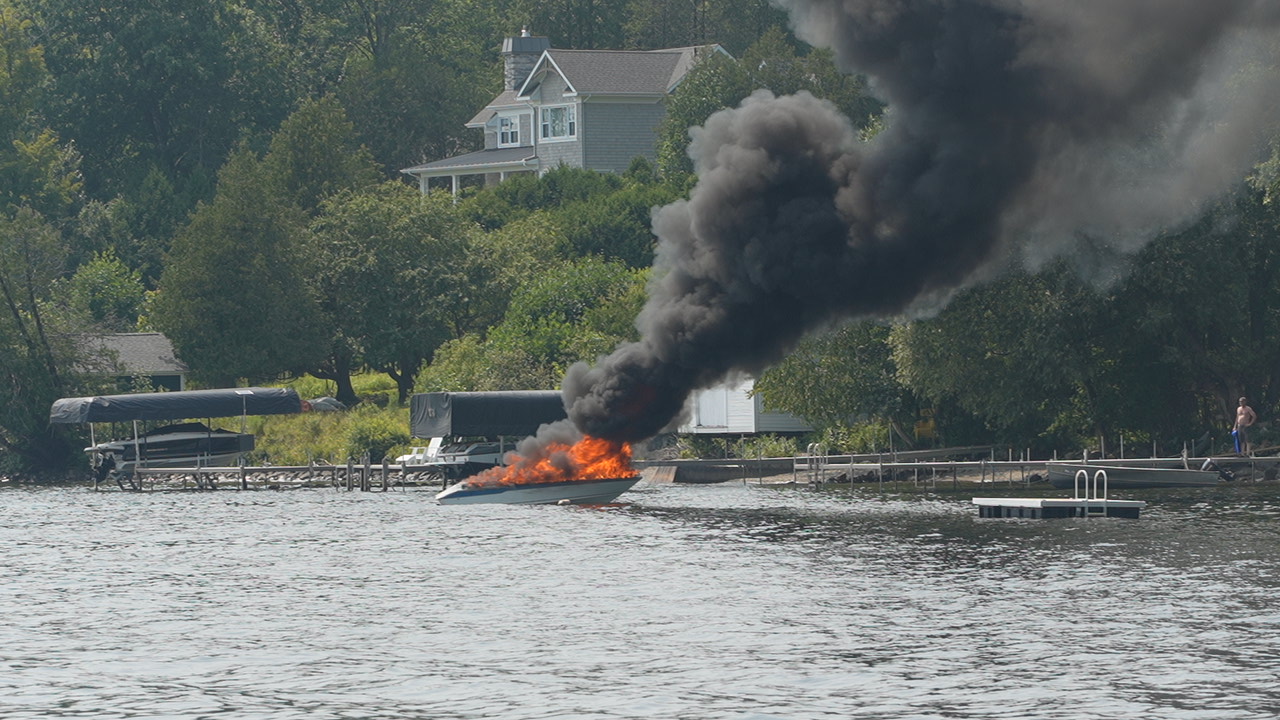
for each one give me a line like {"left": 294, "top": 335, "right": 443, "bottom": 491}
{"left": 50, "top": 387, "right": 305, "bottom": 489}
{"left": 436, "top": 476, "right": 641, "bottom": 505}
{"left": 1047, "top": 462, "right": 1223, "bottom": 489}
{"left": 87, "top": 422, "right": 254, "bottom": 473}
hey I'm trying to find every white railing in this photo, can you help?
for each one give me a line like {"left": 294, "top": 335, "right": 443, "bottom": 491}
{"left": 1073, "top": 468, "right": 1108, "bottom": 516}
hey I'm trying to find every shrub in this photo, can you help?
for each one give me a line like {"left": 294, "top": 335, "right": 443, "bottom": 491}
{"left": 813, "top": 422, "right": 892, "bottom": 454}
{"left": 673, "top": 434, "right": 801, "bottom": 459}
{"left": 343, "top": 406, "right": 410, "bottom": 462}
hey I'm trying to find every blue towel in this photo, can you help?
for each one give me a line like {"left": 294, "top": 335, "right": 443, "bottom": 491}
{"left": 1233, "top": 429, "right": 1241, "bottom": 453}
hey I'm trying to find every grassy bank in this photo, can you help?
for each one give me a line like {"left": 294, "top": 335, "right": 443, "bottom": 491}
{"left": 247, "top": 374, "right": 413, "bottom": 465}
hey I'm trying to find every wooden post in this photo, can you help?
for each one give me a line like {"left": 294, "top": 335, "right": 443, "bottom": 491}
{"left": 381, "top": 458, "right": 389, "bottom": 491}
{"left": 346, "top": 459, "right": 353, "bottom": 491}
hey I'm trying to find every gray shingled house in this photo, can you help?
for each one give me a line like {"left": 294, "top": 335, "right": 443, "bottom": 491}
{"left": 402, "top": 30, "right": 728, "bottom": 194}
{"left": 81, "top": 332, "right": 188, "bottom": 392}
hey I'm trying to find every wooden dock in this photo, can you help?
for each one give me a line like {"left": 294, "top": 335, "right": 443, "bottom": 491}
{"left": 104, "top": 460, "right": 448, "bottom": 492}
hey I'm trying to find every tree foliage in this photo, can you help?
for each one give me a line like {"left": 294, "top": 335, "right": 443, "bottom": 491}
{"left": 29, "top": 0, "right": 291, "bottom": 199}
{"left": 62, "top": 249, "right": 144, "bottom": 331}
{"left": 756, "top": 322, "right": 910, "bottom": 429}
{"left": 418, "top": 257, "right": 645, "bottom": 392}
{"left": 0, "top": 209, "right": 83, "bottom": 470}
{"left": 261, "top": 95, "right": 381, "bottom": 217}
{"left": 150, "top": 148, "right": 323, "bottom": 385}
{"left": 309, "top": 183, "right": 474, "bottom": 402}
{"left": 657, "top": 28, "right": 881, "bottom": 179}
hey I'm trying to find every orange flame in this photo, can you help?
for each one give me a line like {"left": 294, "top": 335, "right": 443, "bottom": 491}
{"left": 465, "top": 435, "right": 637, "bottom": 488}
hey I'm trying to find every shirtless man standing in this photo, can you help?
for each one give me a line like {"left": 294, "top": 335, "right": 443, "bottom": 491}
{"left": 1235, "top": 397, "right": 1257, "bottom": 455}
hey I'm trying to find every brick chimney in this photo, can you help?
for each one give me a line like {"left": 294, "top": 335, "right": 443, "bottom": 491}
{"left": 501, "top": 27, "right": 550, "bottom": 91}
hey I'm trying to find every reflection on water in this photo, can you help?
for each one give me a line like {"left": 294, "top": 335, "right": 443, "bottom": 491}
{"left": 2, "top": 482, "right": 1279, "bottom": 719}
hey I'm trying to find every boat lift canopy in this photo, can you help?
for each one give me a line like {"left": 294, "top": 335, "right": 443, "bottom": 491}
{"left": 409, "top": 390, "right": 566, "bottom": 438}
{"left": 50, "top": 387, "right": 304, "bottom": 424}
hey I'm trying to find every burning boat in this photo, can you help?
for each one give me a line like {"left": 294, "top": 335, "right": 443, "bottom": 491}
{"left": 436, "top": 475, "right": 640, "bottom": 505}
{"left": 435, "top": 432, "right": 641, "bottom": 505}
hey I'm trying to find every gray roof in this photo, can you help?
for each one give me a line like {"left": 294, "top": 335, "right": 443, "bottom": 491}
{"left": 83, "top": 333, "right": 188, "bottom": 375}
{"left": 402, "top": 146, "right": 539, "bottom": 175}
{"left": 534, "top": 48, "right": 697, "bottom": 95}
{"left": 467, "top": 89, "right": 524, "bottom": 127}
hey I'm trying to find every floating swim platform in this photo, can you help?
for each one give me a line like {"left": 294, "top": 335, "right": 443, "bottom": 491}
{"left": 972, "top": 497, "right": 1146, "bottom": 519}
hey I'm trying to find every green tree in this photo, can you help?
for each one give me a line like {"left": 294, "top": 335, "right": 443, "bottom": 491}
{"left": 335, "top": 0, "right": 499, "bottom": 174}
{"left": 151, "top": 148, "right": 324, "bottom": 386}
{"left": 455, "top": 210, "right": 565, "bottom": 333}
{"left": 30, "top": 0, "right": 292, "bottom": 200}
{"left": 309, "top": 183, "right": 473, "bottom": 403}
{"left": 755, "top": 322, "right": 917, "bottom": 442}
{"left": 553, "top": 177, "right": 678, "bottom": 267}
{"left": 511, "top": 0, "right": 626, "bottom": 49}
{"left": 261, "top": 95, "right": 380, "bottom": 217}
{"left": 418, "top": 257, "right": 645, "bottom": 392}
{"left": 62, "top": 249, "right": 144, "bottom": 330}
{"left": 656, "top": 30, "right": 880, "bottom": 179}
{"left": 889, "top": 260, "right": 1206, "bottom": 453}
{"left": 1112, "top": 189, "right": 1280, "bottom": 436}
{"left": 0, "top": 209, "right": 82, "bottom": 470}
{"left": 656, "top": 50, "right": 750, "bottom": 178}
{"left": 0, "top": 128, "right": 81, "bottom": 219}
{"left": 97, "top": 166, "right": 187, "bottom": 287}
{"left": 890, "top": 270, "right": 1094, "bottom": 449}
{"left": 0, "top": 2, "right": 45, "bottom": 140}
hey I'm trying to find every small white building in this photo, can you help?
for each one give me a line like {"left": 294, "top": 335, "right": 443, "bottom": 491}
{"left": 680, "top": 378, "right": 812, "bottom": 435}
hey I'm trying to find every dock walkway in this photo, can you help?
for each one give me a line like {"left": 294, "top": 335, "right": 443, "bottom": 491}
{"left": 107, "top": 460, "right": 447, "bottom": 492}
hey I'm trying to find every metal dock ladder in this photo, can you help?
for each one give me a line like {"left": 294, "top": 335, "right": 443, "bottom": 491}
{"left": 1073, "top": 468, "right": 1109, "bottom": 517}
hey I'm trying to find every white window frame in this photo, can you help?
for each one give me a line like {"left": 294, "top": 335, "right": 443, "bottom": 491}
{"left": 497, "top": 114, "right": 522, "bottom": 147}
{"left": 539, "top": 104, "right": 576, "bottom": 142}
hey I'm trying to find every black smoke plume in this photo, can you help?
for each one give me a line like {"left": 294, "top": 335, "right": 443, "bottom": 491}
{"left": 563, "top": 0, "right": 1280, "bottom": 444}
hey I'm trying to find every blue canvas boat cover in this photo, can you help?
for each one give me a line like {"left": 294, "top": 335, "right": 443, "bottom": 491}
{"left": 410, "top": 391, "right": 566, "bottom": 438}
{"left": 50, "top": 387, "right": 304, "bottom": 424}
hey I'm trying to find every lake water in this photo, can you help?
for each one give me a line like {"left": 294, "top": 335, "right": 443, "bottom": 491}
{"left": 3, "top": 480, "right": 1279, "bottom": 719}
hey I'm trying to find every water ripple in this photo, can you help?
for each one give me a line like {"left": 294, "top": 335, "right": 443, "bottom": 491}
{"left": 2, "top": 483, "right": 1279, "bottom": 718}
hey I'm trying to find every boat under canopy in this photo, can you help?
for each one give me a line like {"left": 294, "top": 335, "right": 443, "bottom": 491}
{"left": 87, "top": 422, "right": 255, "bottom": 470}
{"left": 50, "top": 387, "right": 305, "bottom": 490}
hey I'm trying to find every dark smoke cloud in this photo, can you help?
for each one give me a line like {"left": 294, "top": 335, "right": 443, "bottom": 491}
{"left": 564, "top": 0, "right": 1280, "bottom": 443}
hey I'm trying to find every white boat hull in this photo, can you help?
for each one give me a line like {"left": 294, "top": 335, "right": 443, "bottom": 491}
{"left": 436, "top": 476, "right": 641, "bottom": 505}
{"left": 1047, "top": 463, "right": 1222, "bottom": 489}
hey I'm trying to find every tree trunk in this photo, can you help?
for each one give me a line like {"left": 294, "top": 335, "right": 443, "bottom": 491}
{"left": 312, "top": 350, "right": 359, "bottom": 406}
{"left": 888, "top": 417, "right": 916, "bottom": 451}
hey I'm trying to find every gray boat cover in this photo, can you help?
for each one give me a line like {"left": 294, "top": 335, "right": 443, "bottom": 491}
{"left": 410, "top": 391, "right": 566, "bottom": 438}
{"left": 50, "top": 387, "right": 303, "bottom": 424}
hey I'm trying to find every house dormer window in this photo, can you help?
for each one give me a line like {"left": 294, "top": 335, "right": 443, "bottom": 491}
{"left": 540, "top": 104, "right": 576, "bottom": 141}
{"left": 498, "top": 115, "right": 520, "bottom": 146}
